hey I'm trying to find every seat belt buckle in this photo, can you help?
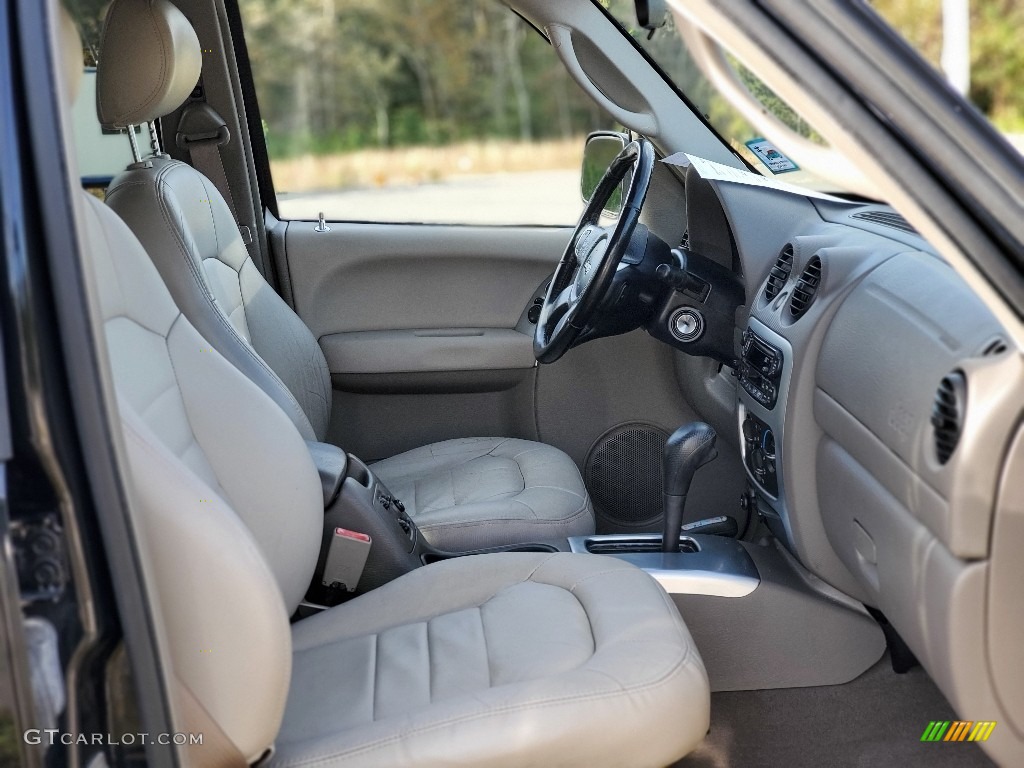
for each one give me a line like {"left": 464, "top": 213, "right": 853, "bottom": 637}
{"left": 321, "top": 528, "right": 371, "bottom": 592}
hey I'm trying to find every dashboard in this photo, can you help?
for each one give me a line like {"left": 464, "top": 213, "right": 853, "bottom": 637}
{"left": 654, "top": 164, "right": 1023, "bottom": 742}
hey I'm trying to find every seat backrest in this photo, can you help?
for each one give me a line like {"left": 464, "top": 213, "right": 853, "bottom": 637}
{"left": 59, "top": 4, "right": 322, "bottom": 760}
{"left": 97, "top": 0, "right": 332, "bottom": 442}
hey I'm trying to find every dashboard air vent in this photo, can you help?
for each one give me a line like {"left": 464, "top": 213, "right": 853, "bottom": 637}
{"left": 851, "top": 210, "right": 918, "bottom": 234}
{"left": 982, "top": 337, "right": 1008, "bottom": 356}
{"left": 764, "top": 245, "right": 794, "bottom": 301}
{"left": 931, "top": 372, "right": 965, "bottom": 464}
{"left": 788, "top": 256, "right": 822, "bottom": 319}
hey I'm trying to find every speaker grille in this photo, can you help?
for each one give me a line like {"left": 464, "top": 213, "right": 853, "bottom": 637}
{"left": 585, "top": 423, "right": 669, "bottom": 527}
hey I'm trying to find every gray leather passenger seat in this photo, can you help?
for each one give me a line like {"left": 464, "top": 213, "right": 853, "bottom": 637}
{"left": 96, "top": 0, "right": 595, "bottom": 552}
{"left": 59, "top": 4, "right": 710, "bottom": 766}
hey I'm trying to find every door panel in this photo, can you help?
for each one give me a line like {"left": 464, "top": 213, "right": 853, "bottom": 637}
{"left": 329, "top": 374, "right": 539, "bottom": 462}
{"left": 281, "top": 221, "right": 567, "bottom": 456}
{"left": 284, "top": 222, "right": 568, "bottom": 336}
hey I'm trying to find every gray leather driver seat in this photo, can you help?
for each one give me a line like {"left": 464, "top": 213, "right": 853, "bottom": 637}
{"left": 95, "top": 0, "right": 595, "bottom": 552}
{"left": 57, "top": 8, "right": 711, "bottom": 765}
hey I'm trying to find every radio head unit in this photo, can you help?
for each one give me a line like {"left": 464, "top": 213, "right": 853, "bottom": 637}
{"left": 739, "top": 329, "right": 783, "bottom": 409}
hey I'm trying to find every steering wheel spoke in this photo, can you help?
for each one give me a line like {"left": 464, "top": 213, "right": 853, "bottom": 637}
{"left": 549, "top": 309, "right": 577, "bottom": 342}
{"left": 533, "top": 139, "right": 654, "bottom": 364}
{"left": 537, "top": 284, "right": 577, "bottom": 341}
{"left": 552, "top": 284, "right": 576, "bottom": 314}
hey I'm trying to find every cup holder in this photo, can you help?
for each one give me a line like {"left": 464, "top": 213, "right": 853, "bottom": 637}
{"left": 421, "top": 542, "right": 560, "bottom": 565}
{"left": 501, "top": 543, "right": 560, "bottom": 554}
{"left": 584, "top": 537, "right": 700, "bottom": 555}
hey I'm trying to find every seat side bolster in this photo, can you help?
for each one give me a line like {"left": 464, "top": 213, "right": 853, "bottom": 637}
{"left": 121, "top": 405, "right": 290, "bottom": 764}
{"left": 106, "top": 162, "right": 320, "bottom": 441}
{"left": 167, "top": 316, "right": 323, "bottom": 610}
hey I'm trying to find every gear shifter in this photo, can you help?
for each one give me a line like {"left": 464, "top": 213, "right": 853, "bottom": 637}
{"left": 662, "top": 422, "right": 718, "bottom": 552}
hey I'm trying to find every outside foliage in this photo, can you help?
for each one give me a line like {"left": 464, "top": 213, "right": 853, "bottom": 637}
{"left": 234, "top": 0, "right": 1022, "bottom": 196}
{"left": 68, "top": 0, "right": 1022, "bottom": 206}
{"left": 874, "top": 0, "right": 1024, "bottom": 133}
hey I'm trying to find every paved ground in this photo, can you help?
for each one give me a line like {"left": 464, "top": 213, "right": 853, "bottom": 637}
{"left": 277, "top": 169, "right": 583, "bottom": 226}
{"left": 277, "top": 140, "right": 1024, "bottom": 227}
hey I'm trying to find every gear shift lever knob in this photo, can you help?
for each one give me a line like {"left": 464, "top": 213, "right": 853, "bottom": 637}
{"left": 662, "top": 422, "right": 718, "bottom": 552}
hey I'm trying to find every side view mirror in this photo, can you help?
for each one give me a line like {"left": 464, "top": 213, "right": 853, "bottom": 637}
{"left": 635, "top": 0, "right": 669, "bottom": 33}
{"left": 581, "top": 131, "right": 629, "bottom": 217}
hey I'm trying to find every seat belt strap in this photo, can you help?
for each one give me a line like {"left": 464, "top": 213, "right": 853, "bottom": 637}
{"left": 176, "top": 100, "right": 254, "bottom": 249}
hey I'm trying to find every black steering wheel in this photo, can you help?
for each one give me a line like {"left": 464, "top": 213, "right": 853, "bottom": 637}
{"left": 534, "top": 138, "right": 655, "bottom": 363}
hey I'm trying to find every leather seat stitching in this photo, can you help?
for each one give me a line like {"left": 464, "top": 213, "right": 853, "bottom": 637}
{"left": 509, "top": 446, "right": 547, "bottom": 460}
{"left": 510, "top": 497, "right": 539, "bottom": 520}
{"left": 162, "top": 314, "right": 231, "bottom": 500}
{"left": 522, "top": 484, "right": 585, "bottom": 498}
{"left": 278, "top": 645, "right": 693, "bottom": 766}
{"left": 565, "top": 567, "right": 642, "bottom": 593}
{"left": 283, "top": 578, "right": 692, "bottom": 765}
{"left": 137, "top": 379, "right": 180, "bottom": 421}
{"left": 202, "top": 256, "right": 250, "bottom": 339}
{"left": 424, "top": 619, "right": 433, "bottom": 704}
{"left": 290, "top": 554, "right": 561, "bottom": 655}
{"left": 417, "top": 498, "right": 592, "bottom": 532}
{"left": 196, "top": 174, "right": 221, "bottom": 254}
{"left": 476, "top": 606, "right": 492, "bottom": 689}
{"left": 484, "top": 437, "right": 512, "bottom": 457}
{"left": 370, "top": 632, "right": 380, "bottom": 722}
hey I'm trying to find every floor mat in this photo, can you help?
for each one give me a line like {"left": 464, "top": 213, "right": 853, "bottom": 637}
{"left": 676, "top": 656, "right": 994, "bottom": 768}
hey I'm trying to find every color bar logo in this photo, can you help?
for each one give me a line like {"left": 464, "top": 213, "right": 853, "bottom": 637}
{"left": 921, "top": 721, "right": 997, "bottom": 742}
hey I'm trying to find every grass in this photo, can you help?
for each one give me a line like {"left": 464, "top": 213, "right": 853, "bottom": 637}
{"left": 269, "top": 137, "right": 586, "bottom": 195}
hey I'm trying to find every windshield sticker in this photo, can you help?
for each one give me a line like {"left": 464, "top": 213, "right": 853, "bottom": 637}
{"left": 745, "top": 138, "right": 799, "bottom": 174}
{"left": 662, "top": 153, "right": 846, "bottom": 203}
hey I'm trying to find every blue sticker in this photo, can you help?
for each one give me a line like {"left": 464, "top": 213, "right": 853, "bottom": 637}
{"left": 745, "top": 138, "right": 799, "bottom": 174}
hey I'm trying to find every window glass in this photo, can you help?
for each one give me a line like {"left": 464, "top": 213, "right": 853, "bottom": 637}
{"left": 239, "top": 1, "right": 614, "bottom": 225}
{"left": 600, "top": 0, "right": 840, "bottom": 193}
{"left": 871, "top": 0, "right": 1023, "bottom": 155}
{"left": 66, "top": 2, "right": 139, "bottom": 194}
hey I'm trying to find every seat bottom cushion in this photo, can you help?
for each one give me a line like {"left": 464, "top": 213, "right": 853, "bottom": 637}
{"left": 370, "top": 437, "right": 595, "bottom": 551}
{"left": 272, "top": 552, "right": 710, "bottom": 768}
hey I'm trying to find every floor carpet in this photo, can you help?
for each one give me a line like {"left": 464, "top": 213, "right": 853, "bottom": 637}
{"left": 675, "top": 655, "right": 995, "bottom": 768}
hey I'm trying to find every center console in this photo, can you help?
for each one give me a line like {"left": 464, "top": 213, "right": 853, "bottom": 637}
{"left": 303, "top": 451, "right": 560, "bottom": 608}
{"left": 568, "top": 533, "right": 759, "bottom": 597}
{"left": 737, "top": 318, "right": 795, "bottom": 551}
{"left": 567, "top": 530, "right": 883, "bottom": 694}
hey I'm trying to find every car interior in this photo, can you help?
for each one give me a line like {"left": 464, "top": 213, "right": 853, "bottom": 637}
{"left": 12, "top": 0, "right": 1021, "bottom": 765}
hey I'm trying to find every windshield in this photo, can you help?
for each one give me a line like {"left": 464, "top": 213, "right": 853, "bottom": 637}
{"left": 601, "top": 0, "right": 1021, "bottom": 192}
{"left": 599, "top": 0, "right": 843, "bottom": 193}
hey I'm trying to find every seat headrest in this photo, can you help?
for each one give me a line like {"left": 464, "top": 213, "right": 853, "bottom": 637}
{"left": 59, "top": 5, "right": 83, "bottom": 107}
{"left": 96, "top": 0, "right": 201, "bottom": 129}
